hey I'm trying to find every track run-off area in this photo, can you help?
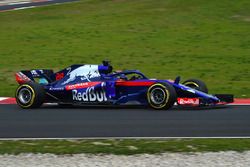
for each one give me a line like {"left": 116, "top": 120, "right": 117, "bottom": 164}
{"left": 0, "top": 98, "right": 250, "bottom": 138}
{"left": 0, "top": 0, "right": 78, "bottom": 12}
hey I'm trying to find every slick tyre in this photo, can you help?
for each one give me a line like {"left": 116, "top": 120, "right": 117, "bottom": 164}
{"left": 182, "top": 79, "right": 208, "bottom": 93}
{"left": 147, "top": 82, "right": 177, "bottom": 110}
{"left": 16, "top": 82, "right": 45, "bottom": 109}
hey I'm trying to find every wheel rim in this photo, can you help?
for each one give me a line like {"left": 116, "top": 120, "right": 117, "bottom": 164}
{"left": 18, "top": 87, "right": 32, "bottom": 104}
{"left": 150, "top": 88, "right": 166, "bottom": 104}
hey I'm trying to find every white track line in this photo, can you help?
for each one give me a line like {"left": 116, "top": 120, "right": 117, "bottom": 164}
{"left": 228, "top": 104, "right": 250, "bottom": 106}
{"left": 13, "top": 6, "right": 35, "bottom": 10}
{"left": 9, "top": 1, "right": 30, "bottom": 5}
{"left": 1, "top": 0, "right": 78, "bottom": 12}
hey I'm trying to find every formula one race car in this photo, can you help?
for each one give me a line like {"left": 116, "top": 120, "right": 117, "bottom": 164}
{"left": 15, "top": 61, "right": 233, "bottom": 110}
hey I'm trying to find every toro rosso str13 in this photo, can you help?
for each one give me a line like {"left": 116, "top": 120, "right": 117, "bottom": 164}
{"left": 15, "top": 61, "right": 233, "bottom": 110}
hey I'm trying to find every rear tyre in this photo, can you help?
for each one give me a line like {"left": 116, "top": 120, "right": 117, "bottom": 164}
{"left": 15, "top": 82, "right": 45, "bottom": 109}
{"left": 147, "top": 82, "right": 177, "bottom": 110}
{"left": 182, "top": 79, "right": 208, "bottom": 93}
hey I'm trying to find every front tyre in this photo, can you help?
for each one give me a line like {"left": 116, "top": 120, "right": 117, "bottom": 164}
{"left": 147, "top": 82, "right": 177, "bottom": 110}
{"left": 15, "top": 82, "right": 45, "bottom": 109}
{"left": 182, "top": 79, "right": 208, "bottom": 93}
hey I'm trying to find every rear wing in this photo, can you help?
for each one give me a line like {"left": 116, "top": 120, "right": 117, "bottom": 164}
{"left": 15, "top": 61, "right": 113, "bottom": 85}
{"left": 15, "top": 69, "right": 54, "bottom": 85}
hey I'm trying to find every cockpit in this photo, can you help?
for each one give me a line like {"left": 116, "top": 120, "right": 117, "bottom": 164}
{"left": 108, "top": 70, "right": 148, "bottom": 81}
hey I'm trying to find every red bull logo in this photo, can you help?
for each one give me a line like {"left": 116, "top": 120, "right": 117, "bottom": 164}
{"left": 63, "top": 65, "right": 100, "bottom": 85}
{"left": 72, "top": 86, "right": 107, "bottom": 102}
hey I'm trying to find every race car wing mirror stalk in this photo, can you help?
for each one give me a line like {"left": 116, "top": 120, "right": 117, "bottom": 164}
{"left": 102, "top": 60, "right": 110, "bottom": 66}
{"left": 174, "top": 76, "right": 180, "bottom": 84}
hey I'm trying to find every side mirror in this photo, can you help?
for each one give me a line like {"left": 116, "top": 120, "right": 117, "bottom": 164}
{"left": 100, "top": 60, "right": 113, "bottom": 74}
{"left": 102, "top": 60, "right": 110, "bottom": 66}
{"left": 174, "top": 76, "right": 181, "bottom": 84}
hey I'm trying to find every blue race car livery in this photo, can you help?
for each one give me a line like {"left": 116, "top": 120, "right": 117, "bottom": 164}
{"left": 15, "top": 61, "right": 233, "bottom": 109}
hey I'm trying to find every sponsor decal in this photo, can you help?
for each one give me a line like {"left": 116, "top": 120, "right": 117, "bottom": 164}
{"left": 56, "top": 72, "right": 64, "bottom": 81}
{"left": 31, "top": 70, "right": 38, "bottom": 75}
{"left": 72, "top": 84, "right": 107, "bottom": 102}
{"left": 62, "top": 65, "right": 100, "bottom": 85}
{"left": 49, "top": 87, "right": 64, "bottom": 91}
{"left": 31, "top": 70, "right": 45, "bottom": 77}
{"left": 66, "top": 82, "right": 101, "bottom": 90}
{"left": 177, "top": 98, "right": 200, "bottom": 105}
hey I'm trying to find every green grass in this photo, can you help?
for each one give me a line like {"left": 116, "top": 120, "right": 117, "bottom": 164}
{"left": 0, "top": 0, "right": 249, "bottom": 97}
{"left": 1, "top": 139, "right": 250, "bottom": 155}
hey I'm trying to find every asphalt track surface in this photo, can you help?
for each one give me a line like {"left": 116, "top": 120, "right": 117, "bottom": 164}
{"left": 0, "top": 0, "right": 78, "bottom": 11}
{"left": 0, "top": 104, "right": 250, "bottom": 138}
